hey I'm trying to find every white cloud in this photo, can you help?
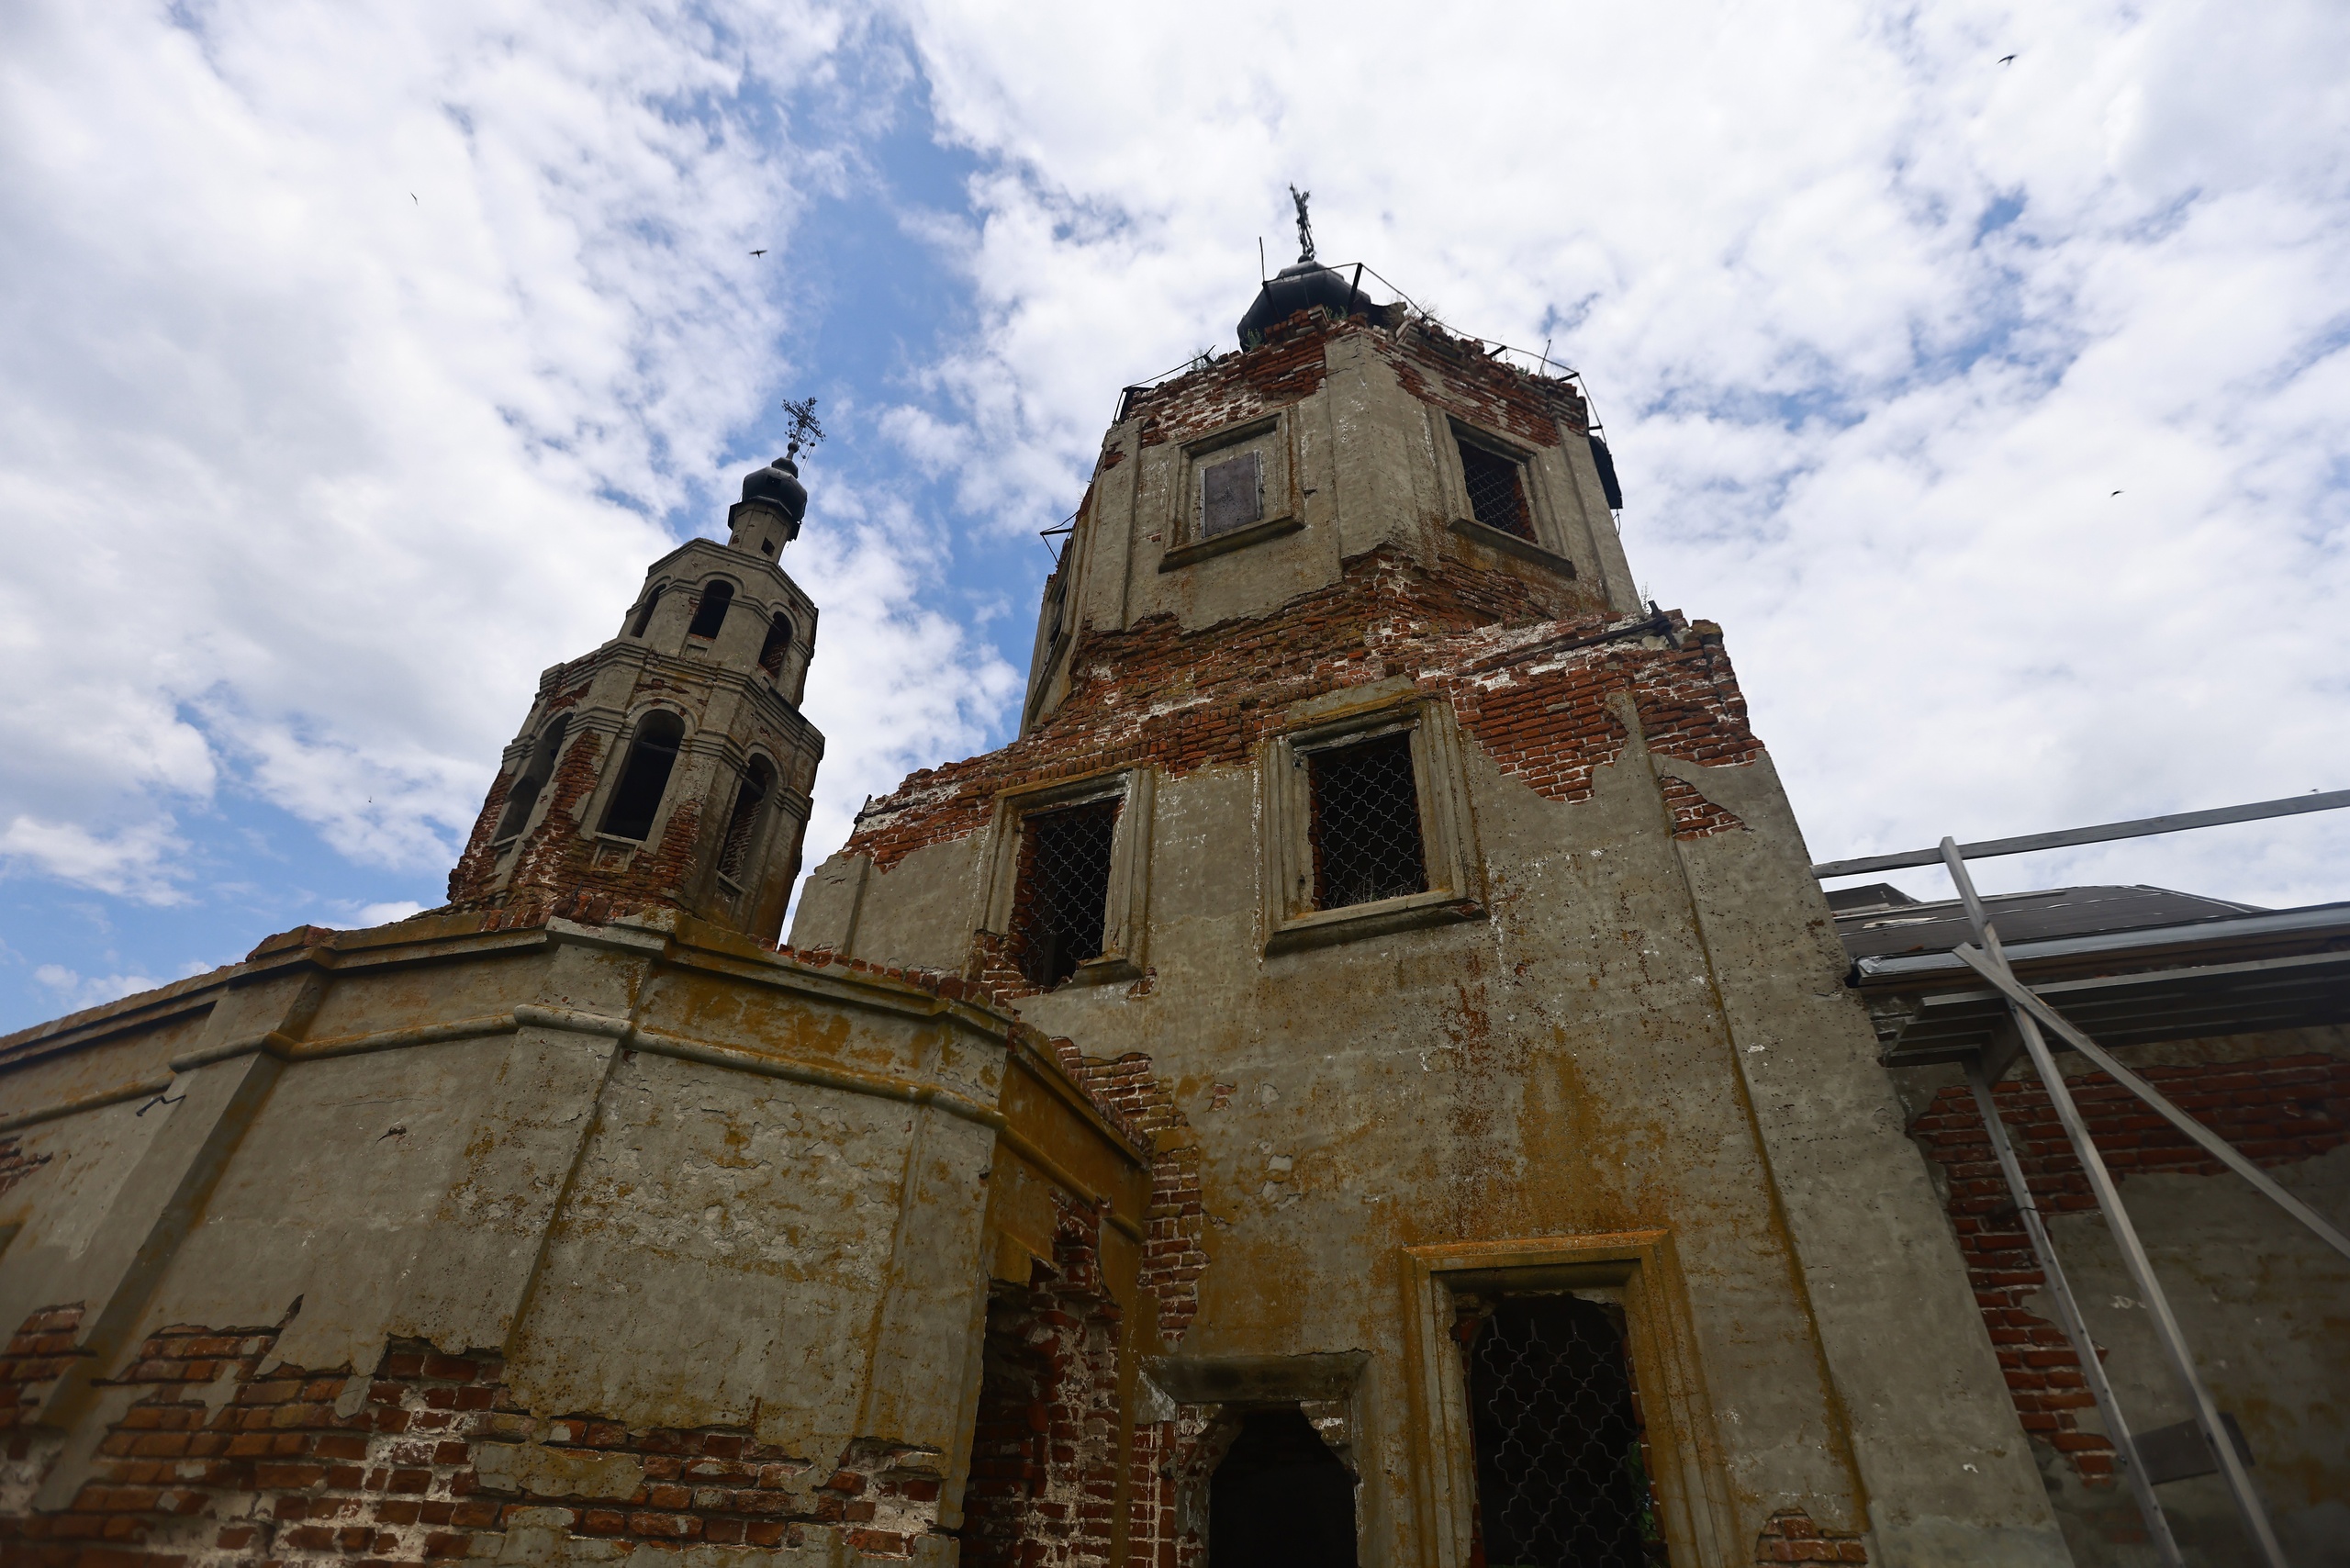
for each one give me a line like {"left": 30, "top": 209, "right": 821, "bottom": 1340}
{"left": 33, "top": 958, "right": 212, "bottom": 1013}
{"left": 0, "top": 0, "right": 1013, "bottom": 913}
{"left": 0, "top": 816, "right": 191, "bottom": 905}
{"left": 889, "top": 0, "right": 2350, "bottom": 908}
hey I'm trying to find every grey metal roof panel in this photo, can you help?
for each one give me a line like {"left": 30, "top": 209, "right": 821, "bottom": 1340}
{"left": 1838, "top": 884, "right": 2263, "bottom": 962}
{"left": 1852, "top": 901, "right": 2350, "bottom": 981}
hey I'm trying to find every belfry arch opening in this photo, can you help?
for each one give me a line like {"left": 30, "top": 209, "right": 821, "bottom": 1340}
{"left": 687, "top": 580, "right": 733, "bottom": 639}
{"left": 757, "top": 612, "right": 793, "bottom": 677}
{"left": 494, "top": 714, "right": 568, "bottom": 842}
{"left": 627, "top": 585, "right": 665, "bottom": 638}
{"left": 599, "top": 710, "right": 685, "bottom": 841}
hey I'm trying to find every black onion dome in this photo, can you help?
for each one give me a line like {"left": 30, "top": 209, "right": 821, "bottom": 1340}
{"left": 739, "top": 456, "right": 808, "bottom": 522}
{"left": 1237, "top": 260, "right": 1368, "bottom": 345}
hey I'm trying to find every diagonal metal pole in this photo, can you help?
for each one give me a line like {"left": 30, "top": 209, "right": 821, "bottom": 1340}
{"left": 1962, "top": 1051, "right": 2181, "bottom": 1564}
{"left": 1941, "top": 841, "right": 2289, "bottom": 1568}
{"left": 1950, "top": 945, "right": 2350, "bottom": 1265}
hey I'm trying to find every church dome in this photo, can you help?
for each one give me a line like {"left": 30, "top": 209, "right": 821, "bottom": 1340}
{"left": 740, "top": 456, "right": 808, "bottom": 523}
{"left": 1237, "top": 259, "right": 1368, "bottom": 346}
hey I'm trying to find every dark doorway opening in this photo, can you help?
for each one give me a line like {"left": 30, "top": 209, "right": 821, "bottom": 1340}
{"left": 1209, "top": 1407, "right": 1357, "bottom": 1568}
{"left": 1459, "top": 1293, "right": 1667, "bottom": 1568}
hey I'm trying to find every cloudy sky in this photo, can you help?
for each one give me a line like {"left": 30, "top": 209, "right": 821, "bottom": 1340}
{"left": 2, "top": 0, "right": 2345, "bottom": 1027}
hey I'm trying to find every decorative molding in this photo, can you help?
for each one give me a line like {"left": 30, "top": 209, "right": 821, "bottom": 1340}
{"left": 1446, "top": 516, "right": 1579, "bottom": 577}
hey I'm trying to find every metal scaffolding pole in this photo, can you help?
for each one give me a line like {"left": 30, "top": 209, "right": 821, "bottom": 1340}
{"left": 1961, "top": 1052, "right": 2181, "bottom": 1564}
{"left": 1940, "top": 841, "right": 2289, "bottom": 1568}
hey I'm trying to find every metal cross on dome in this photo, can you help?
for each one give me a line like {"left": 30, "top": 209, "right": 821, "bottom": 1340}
{"left": 780, "top": 396, "right": 825, "bottom": 462}
{"left": 1289, "top": 184, "right": 1315, "bottom": 263}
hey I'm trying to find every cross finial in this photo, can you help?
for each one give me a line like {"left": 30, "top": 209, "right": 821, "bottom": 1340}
{"left": 780, "top": 396, "right": 825, "bottom": 463}
{"left": 1289, "top": 185, "right": 1315, "bottom": 263}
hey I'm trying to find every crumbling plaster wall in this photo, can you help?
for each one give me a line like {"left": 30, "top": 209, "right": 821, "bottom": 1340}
{"left": 793, "top": 311, "right": 2062, "bottom": 1562}
{"left": 0, "top": 910, "right": 1113, "bottom": 1564}
{"left": 800, "top": 706, "right": 2066, "bottom": 1565}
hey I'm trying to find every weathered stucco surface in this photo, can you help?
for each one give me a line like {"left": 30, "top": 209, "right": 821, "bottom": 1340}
{"left": 0, "top": 911, "right": 1147, "bottom": 1563}
{"left": 793, "top": 308, "right": 2069, "bottom": 1567}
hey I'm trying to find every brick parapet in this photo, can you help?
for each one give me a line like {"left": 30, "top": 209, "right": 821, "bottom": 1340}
{"left": 1906, "top": 1052, "right": 2350, "bottom": 1480}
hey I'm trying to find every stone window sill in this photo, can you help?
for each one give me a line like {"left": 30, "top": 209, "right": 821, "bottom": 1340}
{"left": 1449, "top": 517, "right": 1577, "bottom": 577}
{"left": 1159, "top": 513, "right": 1304, "bottom": 572}
{"left": 1265, "top": 889, "right": 1485, "bottom": 955}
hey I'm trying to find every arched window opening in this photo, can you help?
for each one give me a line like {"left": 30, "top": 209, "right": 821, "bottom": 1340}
{"left": 628, "top": 585, "right": 665, "bottom": 638}
{"left": 757, "top": 613, "right": 793, "bottom": 677}
{"left": 599, "top": 711, "right": 685, "bottom": 841}
{"left": 717, "top": 756, "right": 777, "bottom": 882}
{"left": 494, "top": 714, "right": 569, "bottom": 842}
{"left": 687, "top": 580, "right": 734, "bottom": 640}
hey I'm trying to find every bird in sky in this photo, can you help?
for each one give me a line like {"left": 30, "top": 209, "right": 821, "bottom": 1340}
{"left": 2112, "top": 489, "right": 2123, "bottom": 496}
{"left": 1998, "top": 53, "right": 2017, "bottom": 63}
{"left": 409, "top": 193, "right": 418, "bottom": 204}
{"left": 749, "top": 248, "right": 767, "bottom": 257}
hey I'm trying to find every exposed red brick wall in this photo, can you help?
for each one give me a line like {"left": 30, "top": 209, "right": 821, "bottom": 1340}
{"left": 1907, "top": 1052, "right": 2350, "bottom": 1479}
{"left": 1753, "top": 1507, "right": 1868, "bottom": 1563}
{"left": 1376, "top": 319, "right": 1588, "bottom": 449}
{"left": 844, "top": 547, "right": 1758, "bottom": 881}
{"left": 0, "top": 1136, "right": 52, "bottom": 1200}
{"left": 962, "top": 1202, "right": 1126, "bottom": 1568}
{"left": 1124, "top": 310, "right": 1585, "bottom": 458}
{"left": 1073, "top": 1054, "right": 1206, "bottom": 1346}
{"left": 1660, "top": 775, "right": 1748, "bottom": 840}
{"left": 1128, "top": 314, "right": 1334, "bottom": 449}
{"left": 0, "top": 1311, "right": 951, "bottom": 1563}
{"left": 1, "top": 1304, "right": 88, "bottom": 1466}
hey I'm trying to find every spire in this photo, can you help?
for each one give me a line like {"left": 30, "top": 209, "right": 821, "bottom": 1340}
{"left": 1237, "top": 189, "right": 1380, "bottom": 347}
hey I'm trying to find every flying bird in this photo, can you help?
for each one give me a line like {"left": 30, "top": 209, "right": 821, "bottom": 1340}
{"left": 2111, "top": 489, "right": 2123, "bottom": 496}
{"left": 750, "top": 248, "right": 767, "bottom": 257}
{"left": 409, "top": 193, "right": 418, "bottom": 204}
{"left": 1998, "top": 53, "right": 2016, "bottom": 64}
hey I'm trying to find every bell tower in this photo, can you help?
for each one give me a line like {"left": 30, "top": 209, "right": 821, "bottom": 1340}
{"left": 445, "top": 432, "right": 826, "bottom": 943}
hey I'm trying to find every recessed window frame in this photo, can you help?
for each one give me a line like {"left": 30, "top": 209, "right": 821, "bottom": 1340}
{"left": 1159, "top": 413, "right": 1304, "bottom": 571}
{"left": 979, "top": 767, "right": 1155, "bottom": 987}
{"left": 1260, "top": 692, "right": 1483, "bottom": 954}
{"left": 1444, "top": 418, "right": 1580, "bottom": 579}
{"left": 1399, "top": 1232, "right": 1736, "bottom": 1568}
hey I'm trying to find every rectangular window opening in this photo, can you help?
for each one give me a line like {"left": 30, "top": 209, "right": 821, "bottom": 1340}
{"left": 1307, "top": 733, "right": 1427, "bottom": 911}
{"left": 1456, "top": 1291, "right": 1669, "bottom": 1568}
{"left": 1012, "top": 799, "right": 1120, "bottom": 988}
{"left": 1201, "top": 450, "right": 1264, "bottom": 539}
{"left": 1458, "top": 438, "right": 1536, "bottom": 542}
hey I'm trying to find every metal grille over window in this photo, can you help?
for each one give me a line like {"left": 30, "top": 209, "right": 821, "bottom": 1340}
{"left": 1201, "top": 451, "right": 1263, "bottom": 538}
{"left": 1457, "top": 1294, "right": 1669, "bottom": 1568}
{"left": 717, "top": 757, "right": 774, "bottom": 882}
{"left": 1459, "top": 439, "right": 1536, "bottom": 541}
{"left": 1307, "top": 733, "right": 1427, "bottom": 909}
{"left": 1012, "top": 800, "right": 1119, "bottom": 988}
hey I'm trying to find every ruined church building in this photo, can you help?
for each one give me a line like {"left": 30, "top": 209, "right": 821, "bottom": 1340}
{"left": 4, "top": 242, "right": 2344, "bottom": 1568}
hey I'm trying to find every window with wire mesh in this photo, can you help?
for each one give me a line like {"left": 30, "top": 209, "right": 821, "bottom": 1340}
{"left": 1306, "top": 732, "right": 1427, "bottom": 910}
{"left": 716, "top": 757, "right": 775, "bottom": 883}
{"left": 1010, "top": 799, "right": 1120, "bottom": 988}
{"left": 1458, "top": 437, "right": 1536, "bottom": 542}
{"left": 1456, "top": 1293, "right": 1669, "bottom": 1568}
